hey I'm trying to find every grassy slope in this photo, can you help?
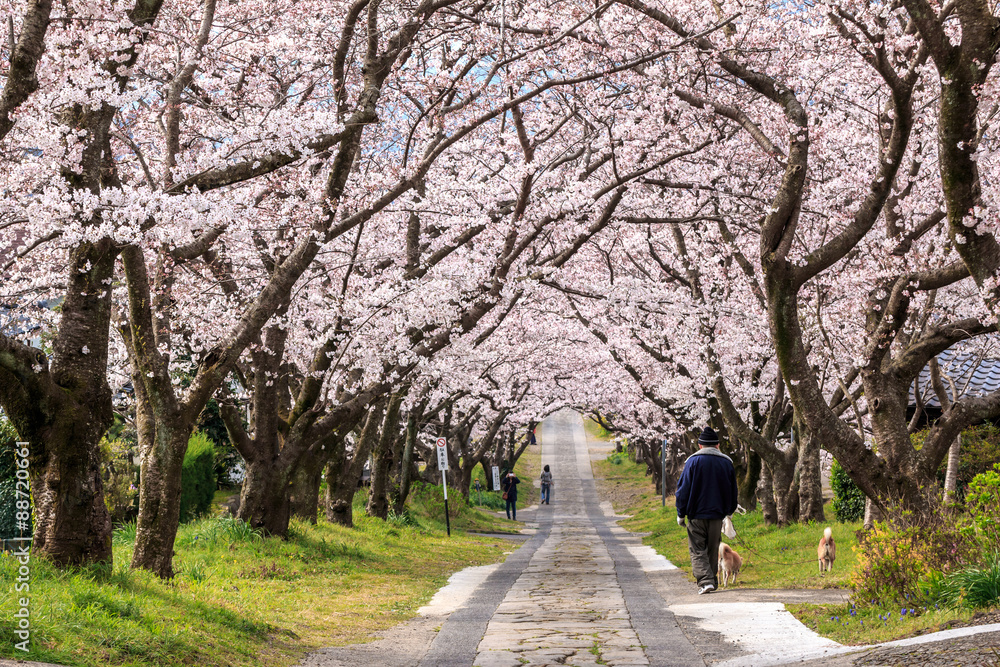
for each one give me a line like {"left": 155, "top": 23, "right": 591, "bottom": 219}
{"left": 0, "top": 488, "right": 510, "bottom": 667}
{"left": 589, "top": 442, "right": 974, "bottom": 645}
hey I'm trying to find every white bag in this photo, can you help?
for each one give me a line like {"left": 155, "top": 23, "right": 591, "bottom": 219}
{"left": 722, "top": 515, "right": 736, "bottom": 539}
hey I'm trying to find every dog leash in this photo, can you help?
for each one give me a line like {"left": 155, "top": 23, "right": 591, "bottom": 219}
{"left": 726, "top": 509, "right": 831, "bottom": 567}
{"left": 730, "top": 533, "right": 821, "bottom": 567}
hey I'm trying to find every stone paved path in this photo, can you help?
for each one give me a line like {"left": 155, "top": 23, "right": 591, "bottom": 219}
{"left": 420, "top": 410, "right": 704, "bottom": 667}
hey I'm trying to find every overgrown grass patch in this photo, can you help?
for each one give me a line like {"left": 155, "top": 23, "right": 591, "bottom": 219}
{"left": 1, "top": 506, "right": 509, "bottom": 666}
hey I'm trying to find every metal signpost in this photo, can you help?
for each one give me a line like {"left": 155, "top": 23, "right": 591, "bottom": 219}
{"left": 492, "top": 465, "right": 501, "bottom": 491}
{"left": 661, "top": 438, "right": 668, "bottom": 507}
{"left": 436, "top": 437, "right": 451, "bottom": 537}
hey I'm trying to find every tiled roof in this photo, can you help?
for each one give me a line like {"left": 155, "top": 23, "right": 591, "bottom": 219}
{"left": 912, "top": 349, "right": 1000, "bottom": 408}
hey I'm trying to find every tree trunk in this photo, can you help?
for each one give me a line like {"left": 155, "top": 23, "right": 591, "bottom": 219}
{"left": 738, "top": 450, "right": 761, "bottom": 511}
{"left": 5, "top": 242, "right": 119, "bottom": 567}
{"left": 392, "top": 412, "right": 419, "bottom": 515}
{"left": 237, "top": 457, "right": 292, "bottom": 536}
{"left": 863, "top": 497, "right": 882, "bottom": 530}
{"left": 288, "top": 449, "right": 327, "bottom": 524}
{"left": 759, "top": 463, "right": 777, "bottom": 525}
{"left": 131, "top": 423, "right": 189, "bottom": 578}
{"left": 771, "top": 461, "right": 796, "bottom": 526}
{"left": 29, "top": 411, "right": 113, "bottom": 566}
{"left": 797, "top": 424, "right": 825, "bottom": 522}
{"left": 944, "top": 436, "right": 961, "bottom": 505}
{"left": 367, "top": 394, "right": 404, "bottom": 519}
{"left": 326, "top": 403, "right": 382, "bottom": 527}
{"left": 323, "top": 442, "right": 353, "bottom": 527}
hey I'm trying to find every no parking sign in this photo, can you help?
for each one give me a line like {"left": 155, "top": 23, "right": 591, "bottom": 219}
{"left": 436, "top": 437, "right": 449, "bottom": 471}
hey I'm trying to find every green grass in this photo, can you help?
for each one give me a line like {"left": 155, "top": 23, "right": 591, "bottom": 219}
{"left": 788, "top": 601, "right": 975, "bottom": 645}
{"left": 0, "top": 491, "right": 510, "bottom": 666}
{"left": 590, "top": 452, "right": 977, "bottom": 644}
{"left": 583, "top": 416, "right": 613, "bottom": 441}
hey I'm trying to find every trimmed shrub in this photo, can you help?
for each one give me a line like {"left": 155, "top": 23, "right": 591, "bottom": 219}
{"left": 180, "top": 432, "right": 216, "bottom": 523}
{"left": 830, "top": 459, "right": 865, "bottom": 522}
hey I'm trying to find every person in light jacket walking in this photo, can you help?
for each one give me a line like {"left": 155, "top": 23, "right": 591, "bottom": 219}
{"left": 675, "top": 426, "right": 738, "bottom": 595}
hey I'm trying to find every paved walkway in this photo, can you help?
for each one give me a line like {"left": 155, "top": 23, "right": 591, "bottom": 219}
{"left": 417, "top": 410, "right": 704, "bottom": 667}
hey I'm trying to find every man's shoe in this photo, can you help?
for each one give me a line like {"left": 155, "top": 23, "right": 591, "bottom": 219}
{"left": 698, "top": 584, "right": 715, "bottom": 595}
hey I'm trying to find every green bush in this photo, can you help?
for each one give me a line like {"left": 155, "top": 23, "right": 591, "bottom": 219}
{"left": 180, "top": 432, "right": 216, "bottom": 523}
{"left": 0, "top": 418, "right": 28, "bottom": 540}
{"left": 474, "top": 491, "right": 506, "bottom": 510}
{"left": 831, "top": 459, "right": 865, "bottom": 522}
{"left": 936, "top": 425, "right": 1000, "bottom": 500}
{"left": 607, "top": 451, "right": 628, "bottom": 466}
{"left": 101, "top": 437, "right": 138, "bottom": 525}
{"left": 965, "top": 463, "right": 1000, "bottom": 548}
{"left": 922, "top": 553, "right": 1000, "bottom": 610}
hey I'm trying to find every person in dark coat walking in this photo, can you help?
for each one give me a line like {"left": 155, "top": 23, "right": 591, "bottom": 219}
{"left": 501, "top": 472, "right": 521, "bottom": 520}
{"left": 540, "top": 464, "right": 553, "bottom": 505}
{"left": 675, "top": 426, "right": 738, "bottom": 594}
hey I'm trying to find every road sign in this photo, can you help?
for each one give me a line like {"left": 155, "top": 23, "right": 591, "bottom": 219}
{"left": 492, "top": 465, "right": 501, "bottom": 489}
{"left": 436, "top": 437, "right": 449, "bottom": 471}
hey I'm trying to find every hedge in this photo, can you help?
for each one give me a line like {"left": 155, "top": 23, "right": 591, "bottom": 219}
{"left": 180, "top": 432, "right": 216, "bottom": 523}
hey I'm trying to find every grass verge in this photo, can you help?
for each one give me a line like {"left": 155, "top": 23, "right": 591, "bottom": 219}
{"left": 787, "top": 601, "right": 977, "bottom": 645}
{"left": 0, "top": 492, "right": 509, "bottom": 667}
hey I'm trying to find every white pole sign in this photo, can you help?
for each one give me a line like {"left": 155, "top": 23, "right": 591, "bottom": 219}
{"left": 492, "top": 466, "right": 501, "bottom": 490}
{"left": 436, "top": 437, "right": 449, "bottom": 471}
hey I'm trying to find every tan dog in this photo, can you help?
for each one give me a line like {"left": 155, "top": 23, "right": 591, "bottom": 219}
{"left": 818, "top": 527, "right": 836, "bottom": 572}
{"left": 718, "top": 543, "right": 742, "bottom": 587}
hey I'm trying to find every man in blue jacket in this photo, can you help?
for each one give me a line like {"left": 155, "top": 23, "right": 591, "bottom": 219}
{"left": 676, "top": 426, "right": 738, "bottom": 594}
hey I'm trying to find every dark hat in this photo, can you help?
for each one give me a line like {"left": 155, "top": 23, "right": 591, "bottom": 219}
{"left": 698, "top": 427, "right": 720, "bottom": 446}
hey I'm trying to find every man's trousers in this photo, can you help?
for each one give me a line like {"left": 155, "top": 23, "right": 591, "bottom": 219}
{"left": 687, "top": 518, "right": 723, "bottom": 588}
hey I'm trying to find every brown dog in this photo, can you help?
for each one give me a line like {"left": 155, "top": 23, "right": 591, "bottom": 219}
{"left": 718, "top": 542, "right": 742, "bottom": 587}
{"left": 818, "top": 527, "right": 836, "bottom": 572}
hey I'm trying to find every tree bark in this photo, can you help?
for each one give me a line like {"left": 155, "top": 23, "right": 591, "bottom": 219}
{"left": 738, "top": 449, "right": 761, "bottom": 511}
{"left": 392, "top": 411, "right": 419, "bottom": 515}
{"left": 944, "top": 437, "right": 961, "bottom": 505}
{"left": 796, "top": 421, "right": 825, "bottom": 522}
{"left": 367, "top": 394, "right": 404, "bottom": 519}
{"left": 288, "top": 447, "right": 329, "bottom": 524}
{"left": 326, "top": 403, "right": 382, "bottom": 527}
{"left": 130, "top": 419, "right": 189, "bottom": 578}
{"left": 237, "top": 458, "right": 292, "bottom": 535}
{"left": 770, "top": 457, "right": 797, "bottom": 526}
{"left": 759, "top": 463, "right": 777, "bottom": 525}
